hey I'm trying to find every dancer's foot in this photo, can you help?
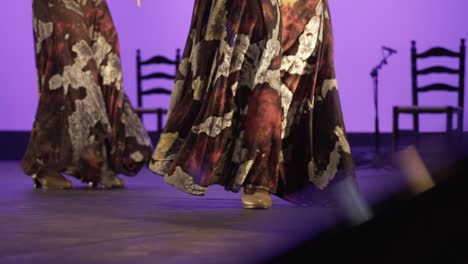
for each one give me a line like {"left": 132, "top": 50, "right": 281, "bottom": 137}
{"left": 242, "top": 189, "right": 272, "bottom": 209}
{"left": 163, "top": 167, "right": 207, "bottom": 196}
{"left": 33, "top": 168, "right": 72, "bottom": 190}
{"left": 88, "top": 171, "right": 125, "bottom": 189}
{"left": 101, "top": 172, "right": 125, "bottom": 189}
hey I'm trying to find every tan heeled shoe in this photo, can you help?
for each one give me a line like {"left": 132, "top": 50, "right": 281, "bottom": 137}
{"left": 89, "top": 171, "right": 125, "bottom": 189}
{"left": 33, "top": 168, "right": 72, "bottom": 190}
{"left": 101, "top": 175, "right": 125, "bottom": 189}
{"left": 242, "top": 189, "right": 272, "bottom": 209}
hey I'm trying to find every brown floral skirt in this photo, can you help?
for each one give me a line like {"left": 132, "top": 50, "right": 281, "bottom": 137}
{"left": 23, "top": 0, "right": 152, "bottom": 183}
{"left": 149, "top": 0, "right": 355, "bottom": 205}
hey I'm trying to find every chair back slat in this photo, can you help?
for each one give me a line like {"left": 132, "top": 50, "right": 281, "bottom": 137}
{"left": 417, "top": 47, "right": 459, "bottom": 58}
{"left": 417, "top": 66, "right": 459, "bottom": 75}
{"left": 417, "top": 83, "right": 459, "bottom": 93}
{"left": 141, "top": 56, "right": 178, "bottom": 65}
{"left": 141, "top": 73, "right": 176, "bottom": 80}
{"left": 141, "top": 88, "right": 173, "bottom": 96}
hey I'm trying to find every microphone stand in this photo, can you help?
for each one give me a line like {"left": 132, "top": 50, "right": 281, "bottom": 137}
{"left": 362, "top": 49, "right": 396, "bottom": 169}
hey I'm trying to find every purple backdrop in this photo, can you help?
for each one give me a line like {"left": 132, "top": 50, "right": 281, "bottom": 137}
{"left": 1, "top": 0, "right": 467, "bottom": 132}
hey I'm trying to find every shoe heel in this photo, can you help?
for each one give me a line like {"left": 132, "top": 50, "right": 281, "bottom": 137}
{"left": 32, "top": 174, "right": 42, "bottom": 189}
{"left": 33, "top": 170, "right": 72, "bottom": 190}
{"left": 33, "top": 178, "right": 42, "bottom": 189}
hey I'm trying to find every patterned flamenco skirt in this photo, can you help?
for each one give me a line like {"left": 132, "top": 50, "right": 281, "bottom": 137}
{"left": 23, "top": 0, "right": 152, "bottom": 183}
{"left": 149, "top": 0, "right": 355, "bottom": 205}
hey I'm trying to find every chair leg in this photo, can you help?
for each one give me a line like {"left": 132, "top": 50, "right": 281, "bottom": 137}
{"left": 457, "top": 110, "right": 464, "bottom": 144}
{"left": 157, "top": 110, "right": 164, "bottom": 136}
{"left": 392, "top": 107, "right": 399, "bottom": 153}
{"left": 413, "top": 112, "right": 420, "bottom": 134}
{"left": 446, "top": 108, "right": 454, "bottom": 131}
{"left": 446, "top": 108, "right": 454, "bottom": 144}
{"left": 413, "top": 112, "right": 421, "bottom": 148}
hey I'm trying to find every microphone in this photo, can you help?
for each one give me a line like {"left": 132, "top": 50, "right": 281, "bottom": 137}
{"left": 382, "top": 46, "right": 398, "bottom": 54}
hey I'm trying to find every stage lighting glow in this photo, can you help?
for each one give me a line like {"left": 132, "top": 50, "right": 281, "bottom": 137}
{"left": 334, "top": 177, "right": 373, "bottom": 226}
{"left": 397, "top": 145, "right": 435, "bottom": 195}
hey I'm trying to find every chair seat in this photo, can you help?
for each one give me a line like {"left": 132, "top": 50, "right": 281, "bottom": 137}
{"left": 134, "top": 108, "right": 168, "bottom": 114}
{"left": 394, "top": 105, "right": 462, "bottom": 114}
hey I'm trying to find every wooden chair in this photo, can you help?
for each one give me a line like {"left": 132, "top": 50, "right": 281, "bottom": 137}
{"left": 134, "top": 49, "right": 180, "bottom": 134}
{"left": 393, "top": 39, "right": 465, "bottom": 151}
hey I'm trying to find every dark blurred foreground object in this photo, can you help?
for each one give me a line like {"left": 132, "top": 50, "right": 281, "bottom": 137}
{"left": 267, "top": 142, "right": 468, "bottom": 264}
